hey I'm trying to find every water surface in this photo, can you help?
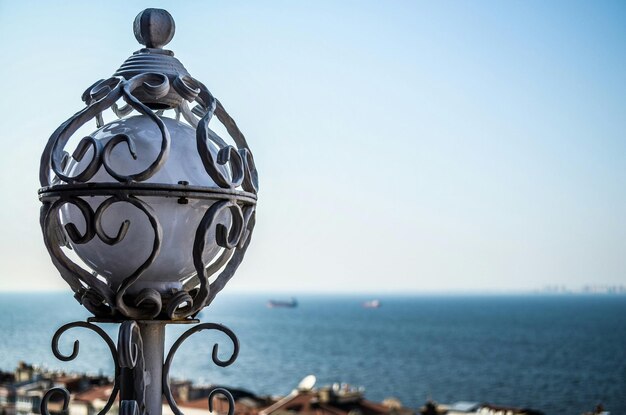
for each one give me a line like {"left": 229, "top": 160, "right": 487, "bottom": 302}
{"left": 0, "top": 293, "right": 624, "bottom": 414}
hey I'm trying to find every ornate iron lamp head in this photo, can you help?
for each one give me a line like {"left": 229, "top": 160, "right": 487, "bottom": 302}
{"left": 38, "top": 8, "right": 258, "bottom": 321}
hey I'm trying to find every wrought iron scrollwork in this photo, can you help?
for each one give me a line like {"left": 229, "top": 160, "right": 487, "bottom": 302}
{"left": 41, "top": 193, "right": 166, "bottom": 320}
{"left": 41, "top": 199, "right": 114, "bottom": 311}
{"left": 118, "top": 321, "right": 146, "bottom": 414}
{"left": 40, "top": 71, "right": 258, "bottom": 192}
{"left": 105, "top": 73, "right": 171, "bottom": 183}
{"left": 50, "top": 322, "right": 121, "bottom": 415}
{"left": 181, "top": 201, "right": 256, "bottom": 318}
{"left": 192, "top": 82, "right": 259, "bottom": 194}
{"left": 167, "top": 291, "right": 194, "bottom": 321}
{"left": 43, "top": 321, "right": 151, "bottom": 415}
{"left": 43, "top": 320, "right": 238, "bottom": 415}
{"left": 41, "top": 73, "right": 172, "bottom": 187}
{"left": 101, "top": 195, "right": 164, "bottom": 320}
{"left": 209, "top": 388, "right": 236, "bottom": 415}
{"left": 40, "top": 387, "right": 71, "bottom": 415}
{"left": 41, "top": 190, "right": 255, "bottom": 320}
{"left": 163, "top": 323, "right": 239, "bottom": 415}
{"left": 40, "top": 23, "right": 257, "bottom": 322}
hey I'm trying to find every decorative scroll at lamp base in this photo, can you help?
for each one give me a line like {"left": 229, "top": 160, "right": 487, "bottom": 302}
{"left": 41, "top": 319, "right": 239, "bottom": 415}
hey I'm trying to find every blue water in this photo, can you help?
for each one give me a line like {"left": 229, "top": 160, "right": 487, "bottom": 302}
{"left": 0, "top": 293, "right": 624, "bottom": 414}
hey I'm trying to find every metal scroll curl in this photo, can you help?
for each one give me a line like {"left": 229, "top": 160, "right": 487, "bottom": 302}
{"left": 104, "top": 74, "right": 171, "bottom": 183}
{"left": 178, "top": 201, "right": 255, "bottom": 319}
{"left": 98, "top": 195, "right": 164, "bottom": 320}
{"left": 41, "top": 194, "right": 165, "bottom": 320}
{"left": 162, "top": 323, "right": 239, "bottom": 415}
{"left": 48, "top": 322, "right": 121, "bottom": 415}
{"left": 118, "top": 321, "right": 147, "bottom": 414}
{"left": 173, "top": 78, "right": 258, "bottom": 194}
{"left": 205, "top": 205, "right": 256, "bottom": 308}
{"left": 41, "top": 199, "right": 116, "bottom": 316}
{"left": 208, "top": 388, "right": 236, "bottom": 415}
{"left": 41, "top": 387, "right": 70, "bottom": 415}
{"left": 213, "top": 98, "right": 259, "bottom": 194}
{"left": 40, "top": 73, "right": 171, "bottom": 187}
{"left": 118, "top": 321, "right": 144, "bottom": 369}
{"left": 196, "top": 111, "right": 245, "bottom": 190}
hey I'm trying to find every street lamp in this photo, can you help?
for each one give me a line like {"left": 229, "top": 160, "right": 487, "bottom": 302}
{"left": 38, "top": 8, "right": 257, "bottom": 415}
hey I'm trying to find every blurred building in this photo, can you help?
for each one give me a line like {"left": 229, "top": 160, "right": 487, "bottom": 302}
{"left": 0, "top": 362, "right": 111, "bottom": 415}
{"left": 71, "top": 385, "right": 117, "bottom": 415}
{"left": 419, "top": 400, "right": 544, "bottom": 415}
{"left": 260, "top": 383, "right": 414, "bottom": 415}
{"left": 162, "top": 384, "right": 273, "bottom": 415}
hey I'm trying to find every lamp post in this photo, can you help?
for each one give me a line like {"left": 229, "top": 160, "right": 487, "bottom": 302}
{"left": 38, "top": 8, "right": 257, "bottom": 415}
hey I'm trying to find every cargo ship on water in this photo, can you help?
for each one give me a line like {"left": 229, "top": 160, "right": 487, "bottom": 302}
{"left": 267, "top": 298, "right": 298, "bottom": 308}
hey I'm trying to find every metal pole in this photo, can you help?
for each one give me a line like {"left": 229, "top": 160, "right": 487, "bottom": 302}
{"left": 138, "top": 322, "right": 165, "bottom": 415}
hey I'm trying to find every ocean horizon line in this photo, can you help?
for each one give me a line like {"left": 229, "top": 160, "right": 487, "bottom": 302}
{"left": 0, "top": 289, "right": 624, "bottom": 297}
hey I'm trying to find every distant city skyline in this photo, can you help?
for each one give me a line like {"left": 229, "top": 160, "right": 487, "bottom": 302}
{"left": 0, "top": 1, "right": 625, "bottom": 293}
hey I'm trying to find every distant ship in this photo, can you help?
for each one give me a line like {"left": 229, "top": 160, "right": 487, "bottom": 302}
{"left": 267, "top": 298, "right": 298, "bottom": 308}
{"left": 362, "top": 299, "right": 380, "bottom": 308}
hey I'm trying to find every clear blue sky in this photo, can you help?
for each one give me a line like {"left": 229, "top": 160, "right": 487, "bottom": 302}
{"left": 0, "top": 0, "right": 624, "bottom": 293}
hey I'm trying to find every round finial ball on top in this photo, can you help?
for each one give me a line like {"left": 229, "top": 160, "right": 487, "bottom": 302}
{"left": 133, "top": 8, "right": 175, "bottom": 49}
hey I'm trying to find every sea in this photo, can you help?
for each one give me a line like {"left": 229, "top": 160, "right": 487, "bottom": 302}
{"left": 0, "top": 293, "right": 624, "bottom": 415}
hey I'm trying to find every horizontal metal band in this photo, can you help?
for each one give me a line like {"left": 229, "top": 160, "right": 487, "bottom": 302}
{"left": 87, "top": 317, "right": 200, "bottom": 325}
{"left": 39, "top": 183, "right": 257, "bottom": 205}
